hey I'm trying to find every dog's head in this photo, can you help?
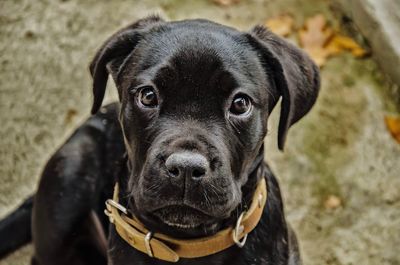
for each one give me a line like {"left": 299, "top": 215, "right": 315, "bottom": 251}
{"left": 90, "top": 16, "right": 319, "bottom": 237}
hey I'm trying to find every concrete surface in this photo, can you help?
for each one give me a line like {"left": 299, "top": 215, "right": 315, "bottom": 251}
{"left": 0, "top": 0, "right": 399, "bottom": 265}
{"left": 335, "top": 0, "right": 400, "bottom": 88}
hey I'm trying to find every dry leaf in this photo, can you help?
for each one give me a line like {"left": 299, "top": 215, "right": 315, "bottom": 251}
{"left": 305, "top": 48, "right": 330, "bottom": 66}
{"left": 327, "top": 35, "right": 368, "bottom": 58}
{"left": 65, "top": 108, "right": 78, "bottom": 124}
{"left": 351, "top": 46, "right": 368, "bottom": 58}
{"left": 324, "top": 195, "right": 342, "bottom": 209}
{"left": 384, "top": 116, "right": 400, "bottom": 144}
{"left": 324, "top": 38, "right": 343, "bottom": 56}
{"left": 212, "top": 0, "right": 239, "bottom": 7}
{"left": 265, "top": 15, "right": 294, "bottom": 37}
{"left": 299, "top": 14, "right": 368, "bottom": 66}
{"left": 299, "top": 14, "right": 333, "bottom": 66}
{"left": 299, "top": 14, "right": 333, "bottom": 48}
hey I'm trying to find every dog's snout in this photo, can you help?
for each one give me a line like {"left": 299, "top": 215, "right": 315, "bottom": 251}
{"left": 165, "top": 152, "right": 209, "bottom": 179}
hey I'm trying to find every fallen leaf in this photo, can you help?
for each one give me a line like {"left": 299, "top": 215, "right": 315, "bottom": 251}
{"left": 299, "top": 14, "right": 333, "bottom": 48}
{"left": 298, "top": 14, "right": 368, "bottom": 67}
{"left": 324, "top": 38, "right": 343, "bottom": 56}
{"left": 324, "top": 195, "right": 342, "bottom": 210}
{"left": 351, "top": 47, "right": 368, "bottom": 57}
{"left": 327, "top": 35, "right": 368, "bottom": 58}
{"left": 212, "top": 0, "right": 239, "bottom": 7}
{"left": 299, "top": 14, "right": 333, "bottom": 66}
{"left": 305, "top": 48, "right": 330, "bottom": 67}
{"left": 384, "top": 116, "right": 400, "bottom": 144}
{"left": 65, "top": 108, "right": 78, "bottom": 124}
{"left": 265, "top": 15, "right": 294, "bottom": 37}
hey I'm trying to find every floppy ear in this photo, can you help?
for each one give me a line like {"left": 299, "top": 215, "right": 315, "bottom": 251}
{"left": 89, "top": 16, "right": 164, "bottom": 114}
{"left": 245, "top": 25, "right": 320, "bottom": 150}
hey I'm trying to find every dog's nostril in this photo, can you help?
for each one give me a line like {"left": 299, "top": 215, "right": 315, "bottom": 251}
{"left": 165, "top": 152, "right": 209, "bottom": 179}
{"left": 168, "top": 167, "right": 180, "bottom": 177}
{"left": 192, "top": 168, "right": 206, "bottom": 179}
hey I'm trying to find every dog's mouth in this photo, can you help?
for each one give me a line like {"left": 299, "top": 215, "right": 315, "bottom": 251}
{"left": 151, "top": 205, "right": 214, "bottom": 229}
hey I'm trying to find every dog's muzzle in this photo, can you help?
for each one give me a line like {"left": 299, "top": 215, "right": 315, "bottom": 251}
{"left": 104, "top": 178, "right": 268, "bottom": 262}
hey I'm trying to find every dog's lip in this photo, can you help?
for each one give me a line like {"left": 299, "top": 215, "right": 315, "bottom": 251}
{"left": 162, "top": 220, "right": 198, "bottom": 229}
{"left": 150, "top": 202, "right": 213, "bottom": 216}
{"left": 152, "top": 204, "right": 213, "bottom": 218}
{"left": 150, "top": 204, "right": 214, "bottom": 229}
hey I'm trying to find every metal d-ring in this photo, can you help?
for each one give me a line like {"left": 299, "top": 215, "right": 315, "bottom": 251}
{"left": 144, "top": 231, "right": 154, "bottom": 257}
{"left": 104, "top": 199, "right": 128, "bottom": 223}
{"left": 105, "top": 199, "right": 128, "bottom": 215}
{"left": 232, "top": 211, "right": 248, "bottom": 248}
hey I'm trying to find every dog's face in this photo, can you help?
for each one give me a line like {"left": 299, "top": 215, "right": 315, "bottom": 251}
{"left": 119, "top": 21, "right": 271, "bottom": 235}
{"left": 90, "top": 17, "right": 319, "bottom": 237}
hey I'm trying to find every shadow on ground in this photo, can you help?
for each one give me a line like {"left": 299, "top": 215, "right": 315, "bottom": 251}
{"left": 0, "top": 0, "right": 399, "bottom": 264}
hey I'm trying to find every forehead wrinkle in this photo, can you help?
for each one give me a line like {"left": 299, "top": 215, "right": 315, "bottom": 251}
{"left": 146, "top": 23, "right": 244, "bottom": 63}
{"left": 148, "top": 47, "right": 261, "bottom": 105}
{"left": 129, "top": 24, "right": 268, "bottom": 105}
{"left": 134, "top": 22, "right": 255, "bottom": 78}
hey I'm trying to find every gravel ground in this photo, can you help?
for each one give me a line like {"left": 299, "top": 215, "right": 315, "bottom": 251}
{"left": 1, "top": 0, "right": 399, "bottom": 264}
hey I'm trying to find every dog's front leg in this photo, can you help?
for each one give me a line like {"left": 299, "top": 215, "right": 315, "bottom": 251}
{"left": 32, "top": 103, "right": 124, "bottom": 265}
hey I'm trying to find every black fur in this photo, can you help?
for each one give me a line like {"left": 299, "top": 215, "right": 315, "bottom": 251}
{"left": 0, "top": 17, "right": 319, "bottom": 265}
{"left": 0, "top": 196, "right": 33, "bottom": 258}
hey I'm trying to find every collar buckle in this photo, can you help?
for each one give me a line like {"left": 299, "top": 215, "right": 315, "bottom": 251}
{"left": 105, "top": 199, "right": 128, "bottom": 223}
{"left": 232, "top": 211, "right": 248, "bottom": 248}
{"left": 106, "top": 176, "right": 267, "bottom": 261}
{"left": 144, "top": 232, "right": 154, "bottom": 257}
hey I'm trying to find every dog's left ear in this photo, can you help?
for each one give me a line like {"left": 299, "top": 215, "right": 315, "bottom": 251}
{"left": 89, "top": 16, "right": 164, "bottom": 114}
{"left": 245, "top": 25, "right": 320, "bottom": 150}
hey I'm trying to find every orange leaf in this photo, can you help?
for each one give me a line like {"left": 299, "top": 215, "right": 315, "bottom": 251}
{"left": 385, "top": 116, "right": 400, "bottom": 144}
{"left": 299, "top": 14, "right": 333, "bottom": 49}
{"left": 299, "top": 14, "right": 333, "bottom": 66}
{"left": 298, "top": 14, "right": 369, "bottom": 66}
{"left": 265, "top": 15, "right": 294, "bottom": 37}
{"left": 325, "top": 39, "right": 344, "bottom": 56}
{"left": 303, "top": 47, "right": 329, "bottom": 67}
{"left": 328, "top": 35, "right": 368, "bottom": 58}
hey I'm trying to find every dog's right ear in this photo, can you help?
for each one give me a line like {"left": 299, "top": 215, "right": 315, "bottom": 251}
{"left": 89, "top": 16, "right": 163, "bottom": 114}
{"left": 245, "top": 26, "right": 320, "bottom": 150}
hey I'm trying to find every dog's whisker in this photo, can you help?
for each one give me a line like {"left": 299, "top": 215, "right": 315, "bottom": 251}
{"left": 207, "top": 182, "right": 223, "bottom": 201}
{"left": 145, "top": 182, "right": 162, "bottom": 193}
{"left": 203, "top": 189, "right": 211, "bottom": 207}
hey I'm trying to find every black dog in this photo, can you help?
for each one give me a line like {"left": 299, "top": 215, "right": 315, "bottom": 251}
{"left": 0, "top": 16, "right": 319, "bottom": 265}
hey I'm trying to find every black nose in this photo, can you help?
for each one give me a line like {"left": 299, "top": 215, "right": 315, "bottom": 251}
{"left": 165, "top": 152, "right": 209, "bottom": 179}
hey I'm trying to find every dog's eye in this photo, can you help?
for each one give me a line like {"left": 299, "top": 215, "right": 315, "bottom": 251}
{"left": 138, "top": 86, "right": 158, "bottom": 107}
{"left": 229, "top": 94, "right": 252, "bottom": 115}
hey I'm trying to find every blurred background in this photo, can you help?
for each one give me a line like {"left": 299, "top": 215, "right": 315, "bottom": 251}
{"left": 0, "top": 0, "right": 399, "bottom": 264}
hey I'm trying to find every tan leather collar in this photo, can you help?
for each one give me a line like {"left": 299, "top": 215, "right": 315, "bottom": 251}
{"left": 104, "top": 178, "right": 267, "bottom": 262}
